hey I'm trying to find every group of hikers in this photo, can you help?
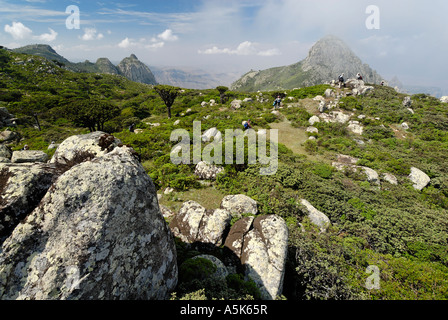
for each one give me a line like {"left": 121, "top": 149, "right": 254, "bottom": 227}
{"left": 338, "top": 72, "right": 364, "bottom": 88}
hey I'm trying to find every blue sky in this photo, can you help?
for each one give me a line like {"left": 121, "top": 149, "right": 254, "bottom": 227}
{"left": 1, "top": 0, "right": 447, "bottom": 92}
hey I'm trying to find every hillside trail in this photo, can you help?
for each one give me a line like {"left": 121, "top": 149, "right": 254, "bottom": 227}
{"left": 267, "top": 112, "right": 326, "bottom": 163}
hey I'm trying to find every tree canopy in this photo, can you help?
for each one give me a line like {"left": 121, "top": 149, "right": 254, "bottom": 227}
{"left": 154, "top": 85, "right": 181, "bottom": 119}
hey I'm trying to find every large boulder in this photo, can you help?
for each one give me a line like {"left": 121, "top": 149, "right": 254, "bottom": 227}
{"left": 11, "top": 150, "right": 49, "bottom": 164}
{"left": 169, "top": 201, "right": 232, "bottom": 247}
{"left": 0, "top": 146, "right": 178, "bottom": 300}
{"left": 238, "top": 215, "right": 288, "bottom": 300}
{"left": 194, "top": 161, "right": 224, "bottom": 181}
{"left": 409, "top": 167, "right": 431, "bottom": 191}
{"left": 50, "top": 131, "right": 122, "bottom": 167}
{"left": 220, "top": 194, "right": 258, "bottom": 218}
{"left": 0, "top": 163, "right": 59, "bottom": 243}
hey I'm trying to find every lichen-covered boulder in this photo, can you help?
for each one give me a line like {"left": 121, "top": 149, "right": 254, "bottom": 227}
{"left": 11, "top": 150, "right": 49, "bottom": 163}
{"left": 0, "top": 146, "right": 177, "bottom": 300}
{"left": 409, "top": 167, "right": 431, "bottom": 191}
{"left": 0, "top": 145, "right": 12, "bottom": 160}
{"left": 300, "top": 199, "right": 331, "bottom": 232}
{"left": 239, "top": 215, "right": 288, "bottom": 300}
{"left": 220, "top": 194, "right": 258, "bottom": 218}
{"left": 194, "top": 161, "right": 224, "bottom": 181}
{"left": 50, "top": 131, "right": 122, "bottom": 167}
{"left": 0, "top": 163, "right": 59, "bottom": 243}
{"left": 169, "top": 201, "right": 232, "bottom": 247}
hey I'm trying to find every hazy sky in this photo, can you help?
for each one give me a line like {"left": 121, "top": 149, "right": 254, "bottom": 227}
{"left": 1, "top": 0, "right": 447, "bottom": 92}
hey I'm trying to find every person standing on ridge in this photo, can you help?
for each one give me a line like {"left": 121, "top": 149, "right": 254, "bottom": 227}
{"left": 273, "top": 96, "right": 282, "bottom": 109}
{"left": 338, "top": 73, "right": 345, "bottom": 88}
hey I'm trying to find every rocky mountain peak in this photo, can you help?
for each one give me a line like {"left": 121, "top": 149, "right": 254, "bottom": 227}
{"left": 116, "top": 54, "right": 158, "bottom": 85}
{"left": 302, "top": 35, "right": 382, "bottom": 84}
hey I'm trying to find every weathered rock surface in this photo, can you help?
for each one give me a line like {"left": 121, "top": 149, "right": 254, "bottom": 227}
{"left": 0, "top": 146, "right": 177, "bottom": 300}
{"left": 0, "top": 145, "right": 12, "bottom": 162}
{"left": 0, "top": 130, "right": 20, "bottom": 144}
{"left": 194, "top": 161, "right": 224, "bottom": 181}
{"left": 169, "top": 201, "right": 232, "bottom": 247}
{"left": 409, "top": 167, "right": 431, "bottom": 191}
{"left": 0, "top": 163, "right": 59, "bottom": 243}
{"left": 201, "top": 127, "right": 222, "bottom": 143}
{"left": 238, "top": 215, "right": 288, "bottom": 300}
{"left": 220, "top": 194, "right": 258, "bottom": 218}
{"left": 50, "top": 131, "right": 122, "bottom": 167}
{"left": 11, "top": 150, "right": 48, "bottom": 164}
{"left": 299, "top": 199, "right": 331, "bottom": 232}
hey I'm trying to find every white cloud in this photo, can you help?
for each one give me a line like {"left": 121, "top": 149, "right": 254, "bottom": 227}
{"left": 118, "top": 37, "right": 132, "bottom": 48}
{"left": 80, "top": 28, "right": 104, "bottom": 41}
{"left": 4, "top": 22, "right": 33, "bottom": 40}
{"left": 146, "top": 42, "right": 165, "bottom": 50}
{"left": 198, "top": 41, "right": 280, "bottom": 56}
{"left": 4, "top": 21, "right": 57, "bottom": 42}
{"left": 157, "top": 29, "right": 178, "bottom": 42}
{"left": 257, "top": 48, "right": 281, "bottom": 57}
{"left": 35, "top": 28, "right": 57, "bottom": 42}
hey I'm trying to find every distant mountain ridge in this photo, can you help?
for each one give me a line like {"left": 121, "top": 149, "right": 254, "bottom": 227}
{"left": 12, "top": 44, "right": 157, "bottom": 85}
{"left": 11, "top": 44, "right": 237, "bottom": 89}
{"left": 231, "top": 35, "right": 384, "bottom": 92}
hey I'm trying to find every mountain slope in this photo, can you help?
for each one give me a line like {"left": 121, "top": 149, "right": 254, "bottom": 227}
{"left": 231, "top": 35, "right": 383, "bottom": 92}
{"left": 12, "top": 45, "right": 157, "bottom": 85}
{"left": 116, "top": 54, "right": 157, "bottom": 85}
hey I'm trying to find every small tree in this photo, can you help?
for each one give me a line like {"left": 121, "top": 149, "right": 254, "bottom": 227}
{"left": 67, "top": 99, "right": 120, "bottom": 132}
{"left": 154, "top": 85, "right": 181, "bottom": 119}
{"left": 216, "top": 86, "right": 229, "bottom": 104}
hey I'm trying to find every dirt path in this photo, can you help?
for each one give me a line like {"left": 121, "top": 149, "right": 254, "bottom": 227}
{"left": 268, "top": 117, "right": 326, "bottom": 162}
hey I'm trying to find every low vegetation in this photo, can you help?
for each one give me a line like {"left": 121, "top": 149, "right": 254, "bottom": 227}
{"left": 1, "top": 48, "right": 448, "bottom": 300}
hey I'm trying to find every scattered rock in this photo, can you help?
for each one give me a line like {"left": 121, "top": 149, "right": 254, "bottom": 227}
{"left": 0, "top": 130, "right": 20, "bottom": 144}
{"left": 309, "top": 116, "right": 320, "bottom": 126}
{"left": 337, "top": 154, "right": 359, "bottom": 165}
{"left": 401, "top": 122, "right": 409, "bottom": 130}
{"left": 382, "top": 173, "right": 398, "bottom": 185}
{"left": 440, "top": 96, "right": 448, "bottom": 103}
{"left": 319, "top": 111, "right": 352, "bottom": 124}
{"left": 202, "top": 127, "right": 222, "bottom": 143}
{"left": 361, "top": 166, "right": 380, "bottom": 185}
{"left": 0, "top": 107, "right": 16, "bottom": 128}
{"left": 0, "top": 145, "right": 12, "bottom": 160}
{"left": 231, "top": 100, "right": 243, "bottom": 110}
{"left": 348, "top": 121, "right": 364, "bottom": 135}
{"left": 306, "top": 126, "right": 319, "bottom": 134}
{"left": 221, "top": 194, "right": 258, "bottom": 218}
{"left": 403, "top": 96, "right": 412, "bottom": 107}
{"left": 324, "top": 89, "right": 335, "bottom": 98}
{"left": 159, "top": 205, "right": 175, "bottom": 219}
{"left": 318, "top": 100, "right": 328, "bottom": 113}
{"left": 11, "top": 150, "right": 49, "bottom": 164}
{"left": 409, "top": 167, "right": 431, "bottom": 191}
{"left": 194, "top": 161, "right": 224, "bottom": 181}
{"left": 299, "top": 199, "right": 331, "bottom": 232}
